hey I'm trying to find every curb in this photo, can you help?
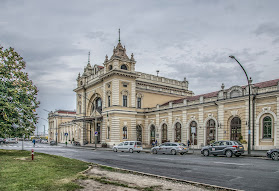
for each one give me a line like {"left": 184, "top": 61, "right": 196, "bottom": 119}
{"left": 89, "top": 163, "right": 242, "bottom": 191}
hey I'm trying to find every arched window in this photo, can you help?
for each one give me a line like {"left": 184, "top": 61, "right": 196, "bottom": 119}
{"left": 206, "top": 119, "right": 216, "bottom": 145}
{"left": 123, "top": 95, "right": 127, "bottom": 107}
{"left": 231, "top": 117, "right": 241, "bottom": 141}
{"left": 121, "top": 64, "right": 127, "bottom": 70}
{"left": 136, "top": 125, "right": 142, "bottom": 142}
{"left": 108, "top": 96, "right": 111, "bottom": 107}
{"left": 95, "top": 98, "right": 102, "bottom": 113}
{"left": 123, "top": 126, "right": 127, "bottom": 139}
{"left": 150, "top": 125, "right": 155, "bottom": 144}
{"left": 190, "top": 121, "right": 197, "bottom": 145}
{"left": 108, "top": 65, "right": 112, "bottom": 70}
{"left": 175, "top": 122, "right": 181, "bottom": 142}
{"left": 263, "top": 116, "right": 272, "bottom": 139}
{"left": 137, "top": 97, "right": 141, "bottom": 108}
{"left": 161, "top": 124, "right": 168, "bottom": 143}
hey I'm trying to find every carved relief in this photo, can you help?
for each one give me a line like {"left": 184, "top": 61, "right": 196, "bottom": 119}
{"left": 230, "top": 110, "right": 238, "bottom": 116}
{"left": 262, "top": 107, "right": 271, "bottom": 113}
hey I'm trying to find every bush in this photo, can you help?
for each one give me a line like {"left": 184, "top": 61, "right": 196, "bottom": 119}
{"left": 240, "top": 139, "right": 247, "bottom": 144}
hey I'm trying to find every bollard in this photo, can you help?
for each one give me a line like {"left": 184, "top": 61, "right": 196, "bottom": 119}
{"left": 31, "top": 149, "right": 34, "bottom": 160}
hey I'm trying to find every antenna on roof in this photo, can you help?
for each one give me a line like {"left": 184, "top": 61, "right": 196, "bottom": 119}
{"left": 156, "top": 70, "right": 159, "bottom": 77}
{"left": 118, "top": 28, "right": 121, "bottom": 43}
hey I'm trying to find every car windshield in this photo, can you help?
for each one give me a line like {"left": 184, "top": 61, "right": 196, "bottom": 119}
{"left": 136, "top": 142, "right": 142, "bottom": 145}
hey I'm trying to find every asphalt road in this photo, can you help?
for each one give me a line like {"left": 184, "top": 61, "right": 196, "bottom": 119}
{"left": 1, "top": 141, "right": 278, "bottom": 191}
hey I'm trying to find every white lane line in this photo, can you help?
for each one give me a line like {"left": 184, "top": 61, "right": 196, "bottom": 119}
{"left": 118, "top": 155, "right": 130, "bottom": 157}
{"left": 229, "top": 176, "right": 242, "bottom": 182}
{"left": 214, "top": 162, "right": 250, "bottom": 166}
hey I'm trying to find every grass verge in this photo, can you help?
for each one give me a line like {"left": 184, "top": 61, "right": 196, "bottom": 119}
{"left": 0, "top": 149, "right": 89, "bottom": 191}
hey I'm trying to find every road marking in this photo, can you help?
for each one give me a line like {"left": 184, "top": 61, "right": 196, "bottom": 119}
{"left": 229, "top": 176, "right": 242, "bottom": 181}
{"left": 118, "top": 155, "right": 130, "bottom": 157}
{"left": 214, "top": 162, "right": 250, "bottom": 166}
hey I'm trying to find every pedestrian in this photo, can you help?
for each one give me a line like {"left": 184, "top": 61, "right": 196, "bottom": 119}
{"left": 152, "top": 141, "right": 155, "bottom": 147}
{"left": 187, "top": 140, "right": 191, "bottom": 147}
{"left": 33, "top": 139, "right": 36, "bottom": 147}
{"left": 155, "top": 140, "right": 157, "bottom": 146}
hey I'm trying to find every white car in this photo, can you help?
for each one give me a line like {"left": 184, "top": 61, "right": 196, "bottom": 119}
{"left": 41, "top": 139, "right": 48, "bottom": 144}
{"left": 113, "top": 141, "right": 143, "bottom": 153}
{"left": 5, "top": 138, "right": 18, "bottom": 144}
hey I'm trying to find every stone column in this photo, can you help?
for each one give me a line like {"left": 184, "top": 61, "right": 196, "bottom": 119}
{"left": 198, "top": 106, "right": 204, "bottom": 148}
{"left": 182, "top": 110, "right": 187, "bottom": 143}
{"left": 168, "top": 111, "right": 173, "bottom": 142}
{"left": 217, "top": 104, "right": 224, "bottom": 140}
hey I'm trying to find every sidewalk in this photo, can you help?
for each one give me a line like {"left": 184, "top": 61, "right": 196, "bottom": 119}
{"left": 60, "top": 143, "right": 267, "bottom": 157}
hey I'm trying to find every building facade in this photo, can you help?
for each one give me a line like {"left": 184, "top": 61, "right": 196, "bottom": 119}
{"left": 49, "top": 37, "right": 279, "bottom": 150}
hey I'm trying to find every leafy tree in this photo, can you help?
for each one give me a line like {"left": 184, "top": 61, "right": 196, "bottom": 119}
{"left": 0, "top": 46, "right": 39, "bottom": 138}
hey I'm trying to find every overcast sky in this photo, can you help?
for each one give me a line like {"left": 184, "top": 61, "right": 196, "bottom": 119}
{"left": 1, "top": 0, "right": 279, "bottom": 133}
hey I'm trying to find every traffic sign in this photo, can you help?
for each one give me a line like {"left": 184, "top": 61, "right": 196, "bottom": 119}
{"left": 65, "top": 133, "right": 68, "bottom": 136}
{"left": 95, "top": 131, "right": 98, "bottom": 136}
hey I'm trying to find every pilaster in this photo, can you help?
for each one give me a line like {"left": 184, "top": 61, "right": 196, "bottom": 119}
{"left": 198, "top": 106, "right": 204, "bottom": 147}
{"left": 168, "top": 111, "right": 173, "bottom": 142}
{"left": 182, "top": 110, "right": 187, "bottom": 143}
{"left": 131, "top": 82, "right": 136, "bottom": 107}
{"left": 130, "top": 117, "right": 136, "bottom": 141}
{"left": 217, "top": 104, "right": 224, "bottom": 141}
{"left": 112, "top": 79, "right": 119, "bottom": 105}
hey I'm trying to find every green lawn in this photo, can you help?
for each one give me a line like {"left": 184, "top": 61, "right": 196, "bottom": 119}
{"left": 0, "top": 149, "right": 89, "bottom": 191}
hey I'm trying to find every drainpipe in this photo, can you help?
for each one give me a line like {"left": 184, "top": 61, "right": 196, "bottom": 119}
{"left": 252, "top": 94, "right": 256, "bottom": 149}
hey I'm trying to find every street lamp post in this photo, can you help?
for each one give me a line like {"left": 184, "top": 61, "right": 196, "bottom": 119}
{"left": 229, "top": 55, "right": 252, "bottom": 155}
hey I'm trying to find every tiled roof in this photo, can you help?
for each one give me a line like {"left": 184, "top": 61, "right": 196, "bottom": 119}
{"left": 57, "top": 110, "right": 76, "bottom": 114}
{"left": 161, "top": 78, "right": 279, "bottom": 106}
{"left": 253, "top": 78, "right": 279, "bottom": 88}
{"left": 97, "top": 65, "right": 104, "bottom": 69}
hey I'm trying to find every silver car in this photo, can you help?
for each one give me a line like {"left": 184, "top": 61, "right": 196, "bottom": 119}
{"left": 151, "top": 142, "right": 189, "bottom": 155}
{"left": 113, "top": 141, "right": 143, "bottom": 153}
{"left": 201, "top": 140, "right": 244, "bottom": 157}
{"left": 5, "top": 138, "right": 18, "bottom": 144}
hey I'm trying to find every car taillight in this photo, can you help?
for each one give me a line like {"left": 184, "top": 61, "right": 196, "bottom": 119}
{"left": 134, "top": 144, "right": 136, "bottom": 147}
{"left": 232, "top": 145, "right": 238, "bottom": 148}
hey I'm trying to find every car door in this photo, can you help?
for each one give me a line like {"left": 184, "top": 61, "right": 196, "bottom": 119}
{"left": 157, "top": 144, "right": 165, "bottom": 153}
{"left": 164, "top": 143, "right": 171, "bottom": 154}
{"left": 123, "top": 142, "right": 129, "bottom": 151}
{"left": 216, "top": 141, "right": 227, "bottom": 154}
{"left": 117, "top": 142, "right": 124, "bottom": 150}
{"left": 210, "top": 141, "right": 220, "bottom": 154}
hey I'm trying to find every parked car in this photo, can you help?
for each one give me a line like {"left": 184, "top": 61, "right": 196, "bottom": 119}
{"left": 41, "top": 139, "right": 48, "bottom": 144}
{"left": 0, "top": 138, "right": 5, "bottom": 144}
{"left": 113, "top": 141, "right": 143, "bottom": 153}
{"left": 73, "top": 141, "right": 80, "bottom": 146}
{"left": 201, "top": 140, "right": 244, "bottom": 157}
{"left": 50, "top": 140, "right": 56, "bottom": 145}
{"left": 5, "top": 138, "right": 18, "bottom": 144}
{"left": 267, "top": 149, "right": 279, "bottom": 160}
{"left": 151, "top": 142, "right": 189, "bottom": 155}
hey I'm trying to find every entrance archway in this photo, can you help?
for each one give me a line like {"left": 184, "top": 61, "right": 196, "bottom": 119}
{"left": 231, "top": 117, "right": 241, "bottom": 141}
{"left": 206, "top": 119, "right": 216, "bottom": 145}
{"left": 161, "top": 123, "right": 168, "bottom": 143}
{"left": 136, "top": 125, "right": 142, "bottom": 142}
{"left": 189, "top": 121, "right": 198, "bottom": 145}
{"left": 174, "top": 122, "right": 181, "bottom": 142}
{"left": 150, "top": 125, "right": 155, "bottom": 144}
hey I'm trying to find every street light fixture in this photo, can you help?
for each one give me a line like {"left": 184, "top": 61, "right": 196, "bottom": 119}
{"left": 229, "top": 55, "right": 252, "bottom": 155}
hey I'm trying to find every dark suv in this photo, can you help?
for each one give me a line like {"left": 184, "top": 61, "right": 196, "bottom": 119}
{"left": 201, "top": 141, "right": 244, "bottom": 157}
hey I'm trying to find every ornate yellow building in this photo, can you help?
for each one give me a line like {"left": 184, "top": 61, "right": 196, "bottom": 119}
{"left": 48, "top": 36, "right": 279, "bottom": 150}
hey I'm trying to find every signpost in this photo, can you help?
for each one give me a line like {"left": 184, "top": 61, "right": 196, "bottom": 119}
{"left": 95, "top": 131, "right": 98, "bottom": 149}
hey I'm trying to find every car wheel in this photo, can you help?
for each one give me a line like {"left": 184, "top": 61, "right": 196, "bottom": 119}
{"left": 213, "top": 154, "right": 218, "bottom": 156}
{"left": 180, "top": 153, "right": 185, "bottom": 155}
{"left": 152, "top": 149, "right": 158, "bottom": 154}
{"left": 113, "top": 148, "right": 117, "bottom": 152}
{"left": 203, "top": 150, "right": 209, "bottom": 156}
{"left": 129, "top": 148, "right": 133, "bottom": 153}
{"left": 171, "top": 149, "right": 176, "bottom": 155}
{"left": 137, "top": 151, "right": 140, "bottom": 153}
{"left": 271, "top": 152, "right": 279, "bottom": 160}
{"left": 226, "top": 150, "right": 233, "bottom": 157}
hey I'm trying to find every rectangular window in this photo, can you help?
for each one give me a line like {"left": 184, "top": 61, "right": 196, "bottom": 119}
{"left": 137, "top": 97, "right": 141, "bottom": 108}
{"left": 123, "top": 95, "right": 127, "bottom": 107}
{"left": 108, "top": 96, "right": 111, "bottom": 107}
{"left": 107, "top": 127, "right": 110, "bottom": 139}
